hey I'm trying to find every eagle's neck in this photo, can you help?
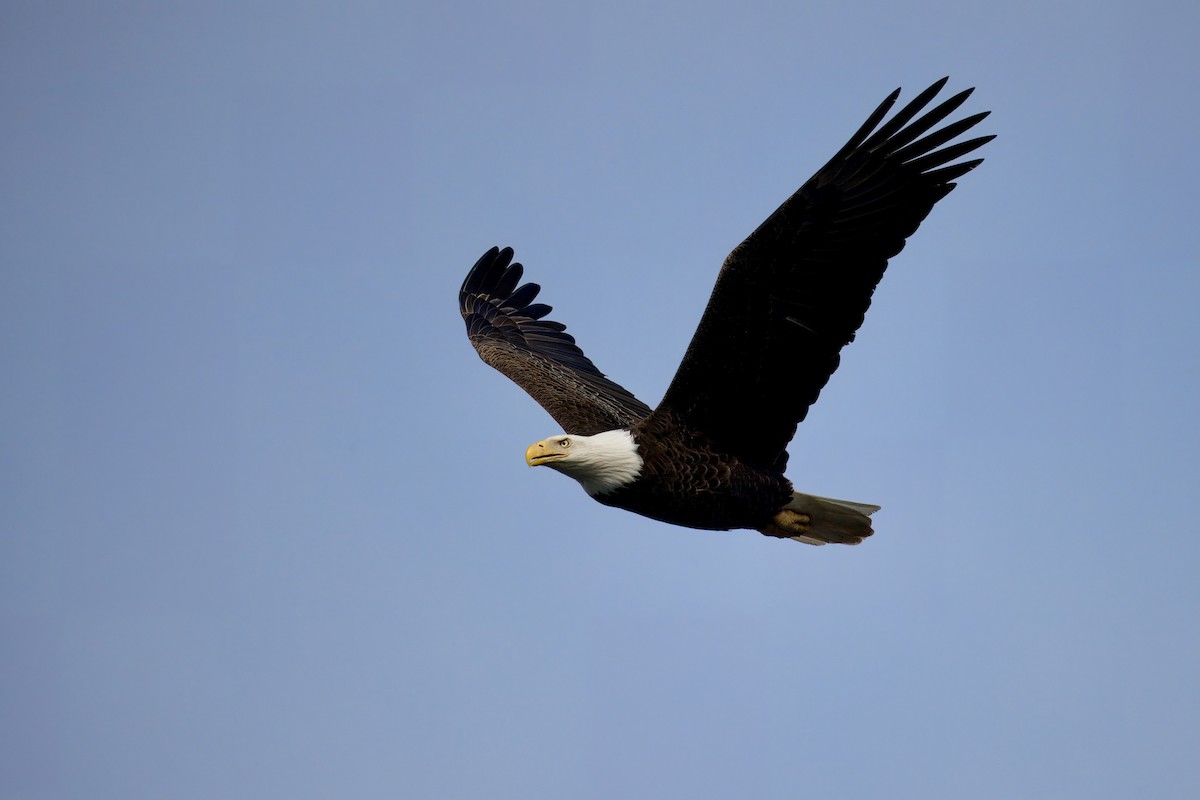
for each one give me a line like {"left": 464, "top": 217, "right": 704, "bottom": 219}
{"left": 573, "top": 429, "right": 643, "bottom": 496}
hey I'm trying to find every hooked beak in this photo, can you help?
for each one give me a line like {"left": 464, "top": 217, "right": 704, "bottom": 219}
{"left": 526, "top": 439, "right": 567, "bottom": 467}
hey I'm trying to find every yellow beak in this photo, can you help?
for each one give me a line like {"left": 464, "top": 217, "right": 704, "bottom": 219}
{"left": 525, "top": 439, "right": 567, "bottom": 467}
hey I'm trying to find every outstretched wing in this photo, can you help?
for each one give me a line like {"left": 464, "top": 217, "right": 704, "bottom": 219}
{"left": 460, "top": 246, "right": 652, "bottom": 435}
{"left": 653, "top": 78, "right": 994, "bottom": 471}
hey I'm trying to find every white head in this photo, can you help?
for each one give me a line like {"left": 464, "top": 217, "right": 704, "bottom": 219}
{"left": 524, "top": 429, "right": 643, "bottom": 496}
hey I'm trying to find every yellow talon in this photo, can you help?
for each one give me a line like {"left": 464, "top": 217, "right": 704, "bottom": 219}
{"left": 774, "top": 509, "right": 811, "bottom": 534}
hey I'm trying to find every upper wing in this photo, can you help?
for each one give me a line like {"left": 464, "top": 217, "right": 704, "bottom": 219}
{"left": 653, "top": 78, "right": 994, "bottom": 470}
{"left": 460, "top": 246, "right": 652, "bottom": 435}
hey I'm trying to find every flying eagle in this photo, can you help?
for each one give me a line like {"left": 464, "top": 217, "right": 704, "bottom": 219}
{"left": 459, "top": 78, "right": 992, "bottom": 545}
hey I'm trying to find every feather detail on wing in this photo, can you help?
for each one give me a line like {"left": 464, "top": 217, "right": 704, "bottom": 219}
{"left": 653, "top": 78, "right": 994, "bottom": 470}
{"left": 459, "top": 247, "right": 652, "bottom": 435}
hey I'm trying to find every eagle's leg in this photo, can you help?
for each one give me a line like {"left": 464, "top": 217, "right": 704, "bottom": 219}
{"left": 772, "top": 510, "right": 811, "bottom": 534}
{"left": 760, "top": 509, "right": 811, "bottom": 537}
{"left": 757, "top": 492, "right": 878, "bottom": 545}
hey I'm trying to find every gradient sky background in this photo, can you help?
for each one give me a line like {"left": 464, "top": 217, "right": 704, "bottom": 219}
{"left": 3, "top": 2, "right": 1199, "bottom": 798}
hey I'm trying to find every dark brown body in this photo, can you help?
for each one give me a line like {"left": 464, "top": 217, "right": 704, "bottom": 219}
{"left": 593, "top": 411, "right": 794, "bottom": 531}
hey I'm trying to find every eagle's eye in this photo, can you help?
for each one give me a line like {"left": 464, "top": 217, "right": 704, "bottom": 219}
{"left": 559, "top": 438, "right": 570, "bottom": 448}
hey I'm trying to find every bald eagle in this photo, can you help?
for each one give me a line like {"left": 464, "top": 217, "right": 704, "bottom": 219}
{"left": 460, "top": 78, "right": 992, "bottom": 545}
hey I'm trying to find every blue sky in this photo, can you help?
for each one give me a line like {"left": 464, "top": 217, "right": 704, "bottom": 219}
{"left": 3, "top": 1, "right": 1198, "bottom": 798}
